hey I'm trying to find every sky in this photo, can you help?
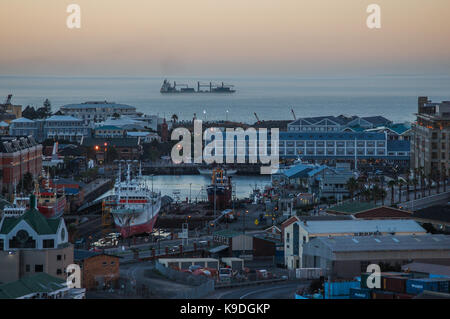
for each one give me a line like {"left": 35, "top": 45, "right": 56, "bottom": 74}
{"left": 0, "top": 0, "right": 449, "bottom": 76}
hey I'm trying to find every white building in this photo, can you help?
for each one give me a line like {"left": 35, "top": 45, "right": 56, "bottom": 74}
{"left": 60, "top": 101, "right": 137, "bottom": 124}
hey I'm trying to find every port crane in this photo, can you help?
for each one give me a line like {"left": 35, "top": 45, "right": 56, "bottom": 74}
{"left": 4, "top": 94, "right": 12, "bottom": 105}
{"left": 291, "top": 108, "right": 296, "bottom": 120}
{"left": 254, "top": 112, "right": 261, "bottom": 124}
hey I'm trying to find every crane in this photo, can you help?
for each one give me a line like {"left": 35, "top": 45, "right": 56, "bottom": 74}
{"left": 291, "top": 108, "right": 296, "bottom": 120}
{"left": 254, "top": 112, "right": 261, "bottom": 124}
{"left": 4, "top": 94, "right": 12, "bottom": 105}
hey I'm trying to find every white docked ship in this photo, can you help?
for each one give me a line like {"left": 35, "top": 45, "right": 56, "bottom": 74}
{"left": 110, "top": 165, "right": 161, "bottom": 238}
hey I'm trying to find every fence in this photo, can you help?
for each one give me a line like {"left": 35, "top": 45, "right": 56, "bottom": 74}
{"left": 152, "top": 262, "right": 215, "bottom": 299}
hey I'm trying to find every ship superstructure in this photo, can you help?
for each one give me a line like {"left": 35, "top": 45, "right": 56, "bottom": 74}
{"left": 110, "top": 164, "right": 161, "bottom": 238}
{"left": 160, "top": 79, "right": 235, "bottom": 93}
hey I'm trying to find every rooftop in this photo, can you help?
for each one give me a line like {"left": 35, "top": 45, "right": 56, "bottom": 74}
{"left": 61, "top": 101, "right": 136, "bottom": 110}
{"left": 279, "top": 131, "right": 386, "bottom": 141}
{"left": 298, "top": 219, "right": 425, "bottom": 235}
{"left": 308, "top": 234, "right": 450, "bottom": 253}
{"left": 0, "top": 273, "right": 66, "bottom": 299}
{"left": 327, "top": 202, "right": 379, "bottom": 214}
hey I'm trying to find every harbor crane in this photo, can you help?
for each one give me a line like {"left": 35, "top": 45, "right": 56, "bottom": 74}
{"left": 254, "top": 112, "right": 261, "bottom": 124}
{"left": 291, "top": 108, "right": 296, "bottom": 120}
{"left": 4, "top": 94, "right": 12, "bottom": 105}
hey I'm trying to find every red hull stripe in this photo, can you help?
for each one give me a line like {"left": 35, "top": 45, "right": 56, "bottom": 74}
{"left": 118, "top": 214, "right": 158, "bottom": 238}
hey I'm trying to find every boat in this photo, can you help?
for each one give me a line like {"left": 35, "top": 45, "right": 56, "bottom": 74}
{"left": 2, "top": 195, "right": 30, "bottom": 217}
{"left": 109, "top": 164, "right": 161, "bottom": 238}
{"left": 36, "top": 174, "right": 66, "bottom": 219}
{"left": 160, "top": 79, "right": 235, "bottom": 94}
{"left": 198, "top": 168, "right": 237, "bottom": 176}
{"left": 206, "top": 168, "right": 233, "bottom": 209}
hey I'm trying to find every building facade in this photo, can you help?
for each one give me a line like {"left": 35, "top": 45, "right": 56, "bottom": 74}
{"left": 0, "top": 136, "right": 42, "bottom": 195}
{"left": 44, "top": 115, "right": 91, "bottom": 142}
{"left": 60, "top": 101, "right": 137, "bottom": 124}
{"left": 0, "top": 196, "right": 73, "bottom": 284}
{"left": 411, "top": 97, "right": 450, "bottom": 176}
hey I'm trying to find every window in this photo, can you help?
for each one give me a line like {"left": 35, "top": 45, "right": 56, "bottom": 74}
{"left": 57, "top": 269, "right": 62, "bottom": 275}
{"left": 26, "top": 265, "right": 30, "bottom": 272}
{"left": 43, "top": 239, "right": 54, "bottom": 248}
{"left": 35, "top": 265, "right": 44, "bottom": 272}
{"left": 57, "top": 255, "right": 62, "bottom": 261}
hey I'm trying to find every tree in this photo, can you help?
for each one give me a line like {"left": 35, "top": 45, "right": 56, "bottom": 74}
{"left": 171, "top": 114, "right": 178, "bottom": 123}
{"left": 16, "top": 172, "right": 35, "bottom": 194}
{"left": 388, "top": 180, "right": 397, "bottom": 206}
{"left": 345, "top": 177, "right": 358, "bottom": 201}
{"left": 397, "top": 179, "right": 405, "bottom": 203}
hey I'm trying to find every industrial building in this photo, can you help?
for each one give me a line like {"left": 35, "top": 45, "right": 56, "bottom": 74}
{"left": 302, "top": 234, "right": 450, "bottom": 279}
{"left": 284, "top": 219, "right": 426, "bottom": 269}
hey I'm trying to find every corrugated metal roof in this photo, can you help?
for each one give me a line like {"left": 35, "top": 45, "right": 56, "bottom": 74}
{"left": 309, "top": 234, "right": 450, "bottom": 252}
{"left": 280, "top": 132, "right": 386, "bottom": 141}
{"left": 298, "top": 219, "right": 425, "bottom": 234}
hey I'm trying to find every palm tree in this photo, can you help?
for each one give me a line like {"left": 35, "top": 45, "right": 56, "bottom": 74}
{"left": 434, "top": 171, "right": 441, "bottom": 194}
{"left": 388, "top": 180, "right": 397, "bottom": 206}
{"left": 346, "top": 177, "right": 359, "bottom": 201}
{"left": 171, "top": 114, "right": 178, "bottom": 123}
{"left": 419, "top": 167, "right": 426, "bottom": 198}
{"left": 397, "top": 179, "right": 405, "bottom": 203}
{"left": 405, "top": 174, "right": 411, "bottom": 202}
{"left": 443, "top": 170, "right": 447, "bottom": 192}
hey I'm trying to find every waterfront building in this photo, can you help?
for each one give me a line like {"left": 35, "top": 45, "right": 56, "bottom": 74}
{"left": 283, "top": 219, "right": 426, "bottom": 269}
{"left": 0, "top": 136, "right": 42, "bottom": 195}
{"left": 302, "top": 234, "right": 450, "bottom": 279}
{"left": 9, "top": 118, "right": 44, "bottom": 141}
{"left": 81, "top": 137, "right": 142, "bottom": 162}
{"left": 0, "top": 195, "right": 73, "bottom": 284}
{"left": 94, "top": 125, "right": 124, "bottom": 138}
{"left": 411, "top": 97, "right": 450, "bottom": 176}
{"left": 287, "top": 115, "right": 392, "bottom": 132}
{"left": 60, "top": 101, "right": 137, "bottom": 124}
{"left": 44, "top": 115, "right": 91, "bottom": 142}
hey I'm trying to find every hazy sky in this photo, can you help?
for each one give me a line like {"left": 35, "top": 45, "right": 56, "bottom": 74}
{"left": 1, "top": 0, "right": 449, "bottom": 76}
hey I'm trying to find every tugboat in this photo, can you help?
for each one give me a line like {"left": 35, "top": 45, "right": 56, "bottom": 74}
{"left": 110, "top": 164, "right": 161, "bottom": 238}
{"left": 206, "top": 168, "right": 233, "bottom": 209}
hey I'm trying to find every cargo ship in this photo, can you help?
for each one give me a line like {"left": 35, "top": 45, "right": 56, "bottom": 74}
{"left": 160, "top": 79, "right": 235, "bottom": 93}
{"left": 206, "top": 168, "right": 232, "bottom": 209}
{"left": 110, "top": 165, "right": 161, "bottom": 238}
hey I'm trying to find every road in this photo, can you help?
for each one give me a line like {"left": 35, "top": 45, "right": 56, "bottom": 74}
{"left": 207, "top": 281, "right": 308, "bottom": 299}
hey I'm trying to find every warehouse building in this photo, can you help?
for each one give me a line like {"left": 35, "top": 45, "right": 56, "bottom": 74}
{"left": 284, "top": 219, "right": 426, "bottom": 269}
{"left": 302, "top": 234, "right": 450, "bottom": 280}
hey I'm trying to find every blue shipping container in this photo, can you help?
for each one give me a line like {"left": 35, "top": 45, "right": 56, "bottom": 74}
{"left": 349, "top": 288, "right": 371, "bottom": 299}
{"left": 325, "top": 281, "right": 360, "bottom": 297}
{"left": 406, "top": 278, "right": 449, "bottom": 294}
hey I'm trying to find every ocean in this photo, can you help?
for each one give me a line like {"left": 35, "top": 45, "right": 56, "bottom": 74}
{"left": 1, "top": 74, "right": 449, "bottom": 124}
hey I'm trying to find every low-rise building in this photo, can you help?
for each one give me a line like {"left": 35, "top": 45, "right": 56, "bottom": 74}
{"left": 74, "top": 250, "right": 120, "bottom": 290}
{"left": 94, "top": 125, "right": 124, "bottom": 138}
{"left": 302, "top": 234, "right": 450, "bottom": 279}
{"left": 60, "top": 101, "right": 137, "bottom": 124}
{"left": 81, "top": 137, "right": 142, "bottom": 161}
{"left": 327, "top": 202, "right": 414, "bottom": 219}
{"left": 284, "top": 219, "right": 426, "bottom": 269}
{"left": 0, "top": 273, "right": 85, "bottom": 299}
{"left": 44, "top": 115, "right": 91, "bottom": 142}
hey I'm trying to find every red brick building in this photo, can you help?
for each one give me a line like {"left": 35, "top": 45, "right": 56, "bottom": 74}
{"left": 74, "top": 250, "right": 120, "bottom": 290}
{"left": 0, "top": 136, "right": 42, "bottom": 195}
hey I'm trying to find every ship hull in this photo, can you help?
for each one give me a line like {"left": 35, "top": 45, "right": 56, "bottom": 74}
{"left": 207, "top": 186, "right": 232, "bottom": 209}
{"left": 117, "top": 213, "right": 159, "bottom": 238}
{"left": 38, "top": 197, "right": 66, "bottom": 219}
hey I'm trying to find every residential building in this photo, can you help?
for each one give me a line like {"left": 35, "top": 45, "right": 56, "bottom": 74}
{"left": 0, "top": 136, "right": 42, "bottom": 195}
{"left": 283, "top": 219, "right": 426, "bottom": 269}
{"left": 74, "top": 250, "right": 120, "bottom": 290}
{"left": 60, "top": 101, "right": 137, "bottom": 124}
{"left": 9, "top": 118, "right": 44, "bottom": 141}
{"left": 126, "top": 131, "right": 161, "bottom": 143}
{"left": 411, "top": 97, "right": 450, "bottom": 176}
{"left": 0, "top": 195, "right": 73, "bottom": 283}
{"left": 302, "top": 234, "right": 450, "bottom": 279}
{"left": 0, "top": 273, "right": 85, "bottom": 299}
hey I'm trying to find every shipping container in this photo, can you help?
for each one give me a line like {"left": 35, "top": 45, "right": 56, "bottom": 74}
{"left": 406, "top": 278, "right": 450, "bottom": 294}
{"left": 349, "top": 287, "right": 371, "bottom": 299}
{"left": 361, "top": 272, "right": 410, "bottom": 289}
{"left": 325, "top": 281, "right": 360, "bottom": 297}
{"left": 383, "top": 276, "right": 408, "bottom": 293}
{"left": 372, "top": 290, "right": 394, "bottom": 299}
